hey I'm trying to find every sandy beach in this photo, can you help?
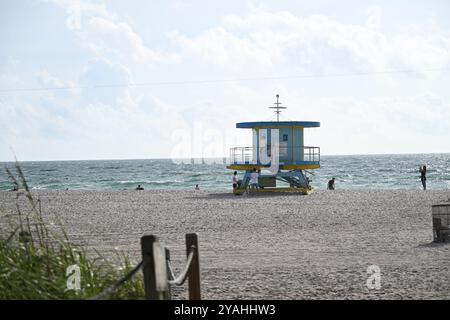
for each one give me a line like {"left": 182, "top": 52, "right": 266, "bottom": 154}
{"left": 1, "top": 189, "right": 450, "bottom": 299}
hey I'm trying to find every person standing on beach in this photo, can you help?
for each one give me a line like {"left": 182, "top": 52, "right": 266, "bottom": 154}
{"left": 327, "top": 178, "right": 335, "bottom": 190}
{"left": 420, "top": 166, "right": 427, "bottom": 190}
{"left": 232, "top": 171, "right": 239, "bottom": 189}
{"left": 250, "top": 168, "right": 259, "bottom": 189}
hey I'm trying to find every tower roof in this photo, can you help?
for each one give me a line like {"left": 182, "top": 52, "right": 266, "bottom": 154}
{"left": 236, "top": 121, "right": 320, "bottom": 128}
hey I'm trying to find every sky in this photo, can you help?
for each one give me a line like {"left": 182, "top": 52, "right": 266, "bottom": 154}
{"left": 1, "top": 0, "right": 450, "bottom": 161}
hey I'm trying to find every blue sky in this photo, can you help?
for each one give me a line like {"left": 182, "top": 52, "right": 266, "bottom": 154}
{"left": 1, "top": 0, "right": 450, "bottom": 161}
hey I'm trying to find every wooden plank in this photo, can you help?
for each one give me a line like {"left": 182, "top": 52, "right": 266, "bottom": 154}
{"left": 153, "top": 242, "right": 169, "bottom": 296}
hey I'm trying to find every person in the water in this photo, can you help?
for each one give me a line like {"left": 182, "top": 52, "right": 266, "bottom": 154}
{"left": 135, "top": 184, "right": 144, "bottom": 190}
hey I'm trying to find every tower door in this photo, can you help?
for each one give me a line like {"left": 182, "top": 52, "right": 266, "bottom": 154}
{"left": 294, "top": 127, "right": 304, "bottom": 163}
{"left": 279, "top": 128, "right": 292, "bottom": 163}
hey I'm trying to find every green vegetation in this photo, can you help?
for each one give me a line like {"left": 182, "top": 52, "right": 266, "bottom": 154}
{"left": 0, "top": 162, "right": 145, "bottom": 299}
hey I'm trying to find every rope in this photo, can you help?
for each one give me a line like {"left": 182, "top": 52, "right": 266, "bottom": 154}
{"left": 167, "top": 260, "right": 176, "bottom": 281}
{"left": 90, "top": 259, "right": 145, "bottom": 300}
{"left": 167, "top": 246, "right": 196, "bottom": 286}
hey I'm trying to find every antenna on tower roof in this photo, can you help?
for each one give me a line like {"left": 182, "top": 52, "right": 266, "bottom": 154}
{"left": 269, "top": 94, "right": 286, "bottom": 121}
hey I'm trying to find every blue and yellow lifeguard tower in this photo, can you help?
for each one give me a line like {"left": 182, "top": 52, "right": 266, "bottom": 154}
{"left": 227, "top": 95, "right": 320, "bottom": 194}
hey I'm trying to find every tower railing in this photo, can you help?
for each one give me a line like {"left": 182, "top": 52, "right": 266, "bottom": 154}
{"left": 229, "top": 146, "right": 320, "bottom": 165}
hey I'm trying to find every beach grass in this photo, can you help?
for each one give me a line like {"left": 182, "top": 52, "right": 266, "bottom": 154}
{"left": 0, "top": 162, "right": 145, "bottom": 299}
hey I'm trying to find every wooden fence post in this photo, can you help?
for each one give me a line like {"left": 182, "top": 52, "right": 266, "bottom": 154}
{"left": 186, "top": 233, "right": 201, "bottom": 300}
{"left": 141, "top": 235, "right": 169, "bottom": 300}
{"left": 141, "top": 235, "right": 158, "bottom": 300}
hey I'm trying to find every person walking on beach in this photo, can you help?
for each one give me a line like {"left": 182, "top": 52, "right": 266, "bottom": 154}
{"left": 250, "top": 168, "right": 259, "bottom": 190}
{"left": 195, "top": 184, "right": 200, "bottom": 190}
{"left": 327, "top": 177, "right": 335, "bottom": 190}
{"left": 419, "top": 166, "right": 427, "bottom": 190}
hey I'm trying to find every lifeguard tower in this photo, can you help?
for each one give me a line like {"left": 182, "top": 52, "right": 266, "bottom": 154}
{"left": 227, "top": 95, "right": 320, "bottom": 194}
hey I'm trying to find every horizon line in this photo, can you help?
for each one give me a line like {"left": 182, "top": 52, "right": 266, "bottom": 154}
{"left": 1, "top": 151, "right": 449, "bottom": 163}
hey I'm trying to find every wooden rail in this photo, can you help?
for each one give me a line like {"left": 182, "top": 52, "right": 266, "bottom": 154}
{"left": 91, "top": 233, "right": 201, "bottom": 300}
{"left": 141, "top": 233, "right": 201, "bottom": 300}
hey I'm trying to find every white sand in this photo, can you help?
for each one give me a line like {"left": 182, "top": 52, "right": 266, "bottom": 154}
{"left": 1, "top": 189, "right": 450, "bottom": 299}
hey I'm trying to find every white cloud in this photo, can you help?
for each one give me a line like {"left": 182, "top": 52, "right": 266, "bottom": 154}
{"left": 177, "top": 9, "right": 450, "bottom": 74}
{"left": 79, "top": 16, "right": 179, "bottom": 65}
{"left": 167, "top": 28, "right": 275, "bottom": 71}
{"left": 45, "top": 0, "right": 116, "bottom": 20}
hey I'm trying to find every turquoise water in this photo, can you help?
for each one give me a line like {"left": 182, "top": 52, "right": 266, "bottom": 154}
{"left": 1, "top": 154, "right": 449, "bottom": 191}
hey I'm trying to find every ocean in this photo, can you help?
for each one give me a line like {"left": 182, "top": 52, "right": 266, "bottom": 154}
{"left": 1, "top": 154, "right": 449, "bottom": 191}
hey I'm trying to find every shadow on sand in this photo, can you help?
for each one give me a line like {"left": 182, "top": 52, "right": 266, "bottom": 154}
{"left": 417, "top": 241, "right": 450, "bottom": 248}
{"left": 185, "top": 191, "right": 308, "bottom": 200}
